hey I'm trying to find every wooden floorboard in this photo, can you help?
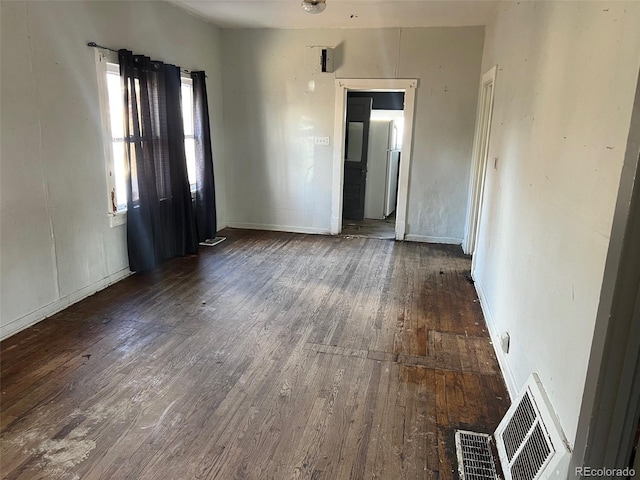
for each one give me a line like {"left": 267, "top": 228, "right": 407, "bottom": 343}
{"left": 0, "top": 229, "right": 510, "bottom": 480}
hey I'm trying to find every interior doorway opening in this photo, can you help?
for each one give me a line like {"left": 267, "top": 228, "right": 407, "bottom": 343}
{"left": 331, "top": 79, "right": 418, "bottom": 240}
{"left": 341, "top": 92, "right": 404, "bottom": 240}
{"left": 464, "top": 66, "right": 497, "bottom": 257}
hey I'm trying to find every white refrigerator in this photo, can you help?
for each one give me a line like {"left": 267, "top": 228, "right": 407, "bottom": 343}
{"left": 365, "top": 120, "right": 400, "bottom": 219}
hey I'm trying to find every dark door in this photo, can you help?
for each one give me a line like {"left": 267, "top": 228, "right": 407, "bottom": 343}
{"left": 342, "top": 97, "right": 373, "bottom": 220}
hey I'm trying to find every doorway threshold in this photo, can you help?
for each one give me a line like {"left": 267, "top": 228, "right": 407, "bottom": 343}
{"left": 340, "top": 215, "right": 396, "bottom": 240}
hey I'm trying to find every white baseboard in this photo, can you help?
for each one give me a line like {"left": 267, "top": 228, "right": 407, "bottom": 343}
{"left": 473, "top": 274, "right": 517, "bottom": 400}
{"left": 404, "top": 234, "right": 463, "bottom": 245}
{"left": 0, "top": 267, "right": 132, "bottom": 341}
{"left": 227, "top": 222, "right": 331, "bottom": 236}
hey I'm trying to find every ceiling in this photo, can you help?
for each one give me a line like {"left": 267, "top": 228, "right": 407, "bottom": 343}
{"left": 169, "top": 0, "right": 499, "bottom": 29}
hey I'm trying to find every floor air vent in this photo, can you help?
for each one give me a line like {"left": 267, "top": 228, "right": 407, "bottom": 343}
{"left": 455, "top": 431, "right": 499, "bottom": 480}
{"left": 494, "top": 374, "right": 570, "bottom": 480}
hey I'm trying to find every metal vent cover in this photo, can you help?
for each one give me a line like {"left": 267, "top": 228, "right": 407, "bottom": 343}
{"left": 502, "top": 391, "right": 537, "bottom": 461}
{"left": 495, "top": 374, "right": 570, "bottom": 480}
{"left": 511, "top": 422, "right": 552, "bottom": 480}
{"left": 455, "top": 430, "right": 499, "bottom": 480}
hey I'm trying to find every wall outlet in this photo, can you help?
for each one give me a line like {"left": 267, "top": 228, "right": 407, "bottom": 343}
{"left": 314, "top": 136, "right": 330, "bottom": 146}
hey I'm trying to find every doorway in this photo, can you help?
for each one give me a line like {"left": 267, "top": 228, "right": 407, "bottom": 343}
{"left": 464, "top": 66, "right": 497, "bottom": 256}
{"left": 341, "top": 92, "right": 405, "bottom": 240}
{"left": 331, "top": 79, "right": 418, "bottom": 240}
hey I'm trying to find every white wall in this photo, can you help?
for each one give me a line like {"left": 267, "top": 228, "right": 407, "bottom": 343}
{"left": 473, "top": 0, "right": 640, "bottom": 459}
{"left": 220, "top": 27, "right": 484, "bottom": 239}
{"left": 0, "top": 1, "right": 225, "bottom": 339}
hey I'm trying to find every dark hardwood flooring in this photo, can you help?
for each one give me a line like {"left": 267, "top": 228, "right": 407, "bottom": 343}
{"left": 0, "top": 229, "right": 509, "bottom": 480}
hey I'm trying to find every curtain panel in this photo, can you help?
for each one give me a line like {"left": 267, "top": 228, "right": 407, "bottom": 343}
{"left": 119, "top": 50, "right": 198, "bottom": 272}
{"left": 191, "top": 71, "right": 217, "bottom": 242}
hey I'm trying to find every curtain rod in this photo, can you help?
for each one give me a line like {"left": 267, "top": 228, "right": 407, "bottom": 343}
{"left": 87, "top": 42, "right": 202, "bottom": 76}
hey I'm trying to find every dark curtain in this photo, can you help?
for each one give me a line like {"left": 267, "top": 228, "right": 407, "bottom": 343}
{"left": 191, "top": 71, "right": 217, "bottom": 242}
{"left": 119, "top": 50, "right": 198, "bottom": 272}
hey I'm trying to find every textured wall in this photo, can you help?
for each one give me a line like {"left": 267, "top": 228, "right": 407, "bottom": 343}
{"left": 473, "top": 0, "right": 640, "bottom": 460}
{"left": 0, "top": 1, "right": 226, "bottom": 338}
{"left": 220, "top": 27, "right": 485, "bottom": 240}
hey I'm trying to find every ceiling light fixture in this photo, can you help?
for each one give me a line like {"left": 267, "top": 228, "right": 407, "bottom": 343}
{"left": 301, "top": 0, "right": 326, "bottom": 15}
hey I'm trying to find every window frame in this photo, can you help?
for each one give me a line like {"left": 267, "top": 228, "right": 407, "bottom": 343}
{"left": 96, "top": 50, "right": 197, "bottom": 227}
{"left": 95, "top": 48, "right": 126, "bottom": 227}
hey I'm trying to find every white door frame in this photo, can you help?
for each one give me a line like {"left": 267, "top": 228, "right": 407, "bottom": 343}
{"left": 463, "top": 66, "right": 497, "bottom": 256}
{"left": 331, "top": 78, "right": 418, "bottom": 240}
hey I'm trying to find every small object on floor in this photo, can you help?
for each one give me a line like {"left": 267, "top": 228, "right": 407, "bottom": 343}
{"left": 464, "top": 274, "right": 474, "bottom": 284}
{"left": 199, "top": 236, "right": 226, "bottom": 247}
{"left": 439, "top": 270, "right": 444, "bottom": 275}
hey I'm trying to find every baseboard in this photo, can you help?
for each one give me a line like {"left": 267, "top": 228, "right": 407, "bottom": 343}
{"left": 473, "top": 274, "right": 518, "bottom": 400}
{"left": 227, "top": 222, "right": 331, "bottom": 236}
{"left": 404, "top": 234, "right": 463, "bottom": 245}
{"left": 0, "top": 267, "right": 132, "bottom": 341}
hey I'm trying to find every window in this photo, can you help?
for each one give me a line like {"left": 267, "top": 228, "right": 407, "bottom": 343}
{"left": 96, "top": 50, "right": 197, "bottom": 227}
{"left": 105, "top": 61, "right": 127, "bottom": 214}
{"left": 181, "top": 76, "right": 197, "bottom": 190}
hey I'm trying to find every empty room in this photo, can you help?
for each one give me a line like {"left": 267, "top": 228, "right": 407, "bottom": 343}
{"left": 2, "top": 1, "right": 640, "bottom": 479}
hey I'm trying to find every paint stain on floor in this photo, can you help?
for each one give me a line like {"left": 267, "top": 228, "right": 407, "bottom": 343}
{"left": 9, "top": 425, "right": 95, "bottom": 479}
{"left": 39, "top": 436, "right": 96, "bottom": 469}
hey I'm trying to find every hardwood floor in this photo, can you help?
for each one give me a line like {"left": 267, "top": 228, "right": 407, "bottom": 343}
{"left": 341, "top": 215, "right": 396, "bottom": 240}
{"left": 0, "top": 229, "right": 509, "bottom": 480}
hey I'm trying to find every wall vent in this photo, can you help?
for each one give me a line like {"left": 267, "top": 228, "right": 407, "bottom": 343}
{"left": 495, "top": 374, "right": 570, "bottom": 480}
{"left": 309, "top": 46, "right": 334, "bottom": 73}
